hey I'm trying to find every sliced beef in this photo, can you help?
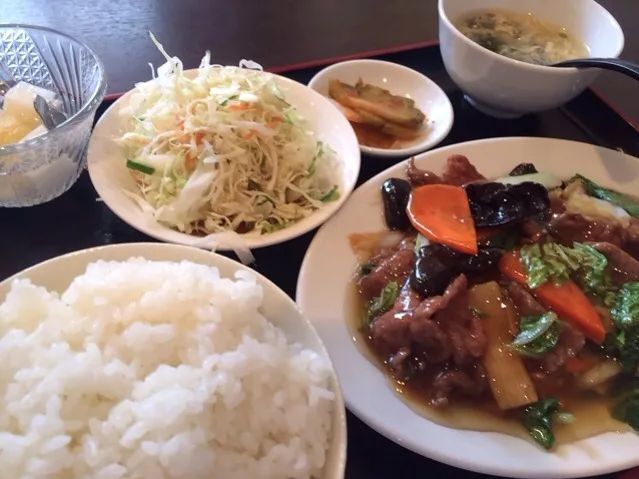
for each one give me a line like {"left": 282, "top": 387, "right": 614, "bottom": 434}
{"left": 521, "top": 220, "right": 546, "bottom": 243}
{"left": 442, "top": 155, "right": 486, "bottom": 186}
{"left": 370, "top": 274, "right": 487, "bottom": 367}
{"left": 409, "top": 314, "right": 452, "bottom": 364}
{"left": 549, "top": 212, "right": 639, "bottom": 261}
{"left": 358, "top": 241, "right": 416, "bottom": 300}
{"left": 588, "top": 241, "right": 639, "bottom": 284}
{"left": 371, "top": 279, "right": 422, "bottom": 353}
{"left": 549, "top": 195, "right": 567, "bottom": 217}
{"left": 430, "top": 365, "right": 488, "bottom": 407}
{"left": 389, "top": 347, "right": 411, "bottom": 371}
{"left": 549, "top": 212, "right": 625, "bottom": 247}
{"left": 411, "top": 275, "right": 486, "bottom": 366}
{"left": 623, "top": 217, "right": 639, "bottom": 259}
{"left": 539, "top": 325, "right": 586, "bottom": 373}
{"left": 506, "top": 282, "right": 545, "bottom": 316}
{"left": 406, "top": 157, "right": 442, "bottom": 187}
{"left": 443, "top": 314, "right": 486, "bottom": 366}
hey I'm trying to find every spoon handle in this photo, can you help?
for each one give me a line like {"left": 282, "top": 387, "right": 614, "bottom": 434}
{"left": 554, "top": 58, "right": 639, "bottom": 82}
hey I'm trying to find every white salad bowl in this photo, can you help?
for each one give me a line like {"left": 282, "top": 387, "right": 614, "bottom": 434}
{"left": 87, "top": 69, "right": 360, "bottom": 253}
{"left": 308, "top": 59, "right": 454, "bottom": 159}
{"left": 439, "top": 0, "right": 624, "bottom": 118}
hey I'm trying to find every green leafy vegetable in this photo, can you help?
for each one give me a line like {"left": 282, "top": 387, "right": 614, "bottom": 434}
{"left": 521, "top": 397, "right": 560, "bottom": 450}
{"left": 511, "top": 312, "right": 558, "bottom": 346}
{"left": 612, "top": 282, "right": 639, "bottom": 330}
{"left": 219, "top": 94, "right": 239, "bottom": 106}
{"left": 571, "top": 174, "right": 639, "bottom": 217}
{"left": 320, "top": 185, "right": 340, "bottom": 202}
{"left": 364, "top": 281, "right": 399, "bottom": 325}
{"left": 570, "top": 243, "right": 617, "bottom": 307}
{"left": 308, "top": 141, "right": 324, "bottom": 176}
{"left": 520, "top": 244, "right": 552, "bottom": 289}
{"left": 612, "top": 385, "right": 639, "bottom": 431}
{"left": 519, "top": 241, "right": 617, "bottom": 305}
{"left": 607, "top": 329, "right": 639, "bottom": 374}
{"left": 609, "top": 282, "right": 639, "bottom": 373}
{"left": 126, "top": 160, "right": 155, "bottom": 175}
{"left": 511, "top": 312, "right": 562, "bottom": 356}
{"left": 259, "top": 219, "right": 290, "bottom": 234}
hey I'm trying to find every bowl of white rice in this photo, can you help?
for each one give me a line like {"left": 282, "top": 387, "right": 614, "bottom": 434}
{"left": 0, "top": 243, "right": 346, "bottom": 479}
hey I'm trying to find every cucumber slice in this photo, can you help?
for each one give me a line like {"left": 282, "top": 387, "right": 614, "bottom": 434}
{"left": 126, "top": 159, "right": 155, "bottom": 175}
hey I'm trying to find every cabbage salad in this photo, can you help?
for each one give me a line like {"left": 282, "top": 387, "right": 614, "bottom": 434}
{"left": 119, "top": 34, "right": 339, "bottom": 242}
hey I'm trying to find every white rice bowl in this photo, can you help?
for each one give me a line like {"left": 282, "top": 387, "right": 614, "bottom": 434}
{"left": 0, "top": 252, "right": 342, "bottom": 479}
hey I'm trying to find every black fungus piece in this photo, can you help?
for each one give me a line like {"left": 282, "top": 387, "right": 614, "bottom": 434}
{"left": 381, "top": 178, "right": 412, "bottom": 231}
{"left": 463, "top": 247, "right": 503, "bottom": 273}
{"left": 508, "top": 163, "right": 538, "bottom": 176}
{"left": 464, "top": 181, "right": 550, "bottom": 228}
{"left": 411, "top": 244, "right": 458, "bottom": 298}
{"left": 410, "top": 243, "right": 503, "bottom": 297}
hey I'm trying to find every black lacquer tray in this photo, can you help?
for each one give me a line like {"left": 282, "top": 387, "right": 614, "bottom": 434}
{"left": 3, "top": 44, "right": 637, "bottom": 479}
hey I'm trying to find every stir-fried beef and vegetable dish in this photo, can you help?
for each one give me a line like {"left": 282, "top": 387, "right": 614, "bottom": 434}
{"left": 350, "top": 155, "right": 639, "bottom": 450}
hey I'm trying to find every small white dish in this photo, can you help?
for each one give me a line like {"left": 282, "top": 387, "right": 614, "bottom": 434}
{"left": 87, "top": 70, "right": 360, "bottom": 252}
{"left": 296, "top": 137, "right": 639, "bottom": 478}
{"left": 0, "top": 242, "right": 347, "bottom": 479}
{"left": 308, "top": 59, "right": 454, "bottom": 159}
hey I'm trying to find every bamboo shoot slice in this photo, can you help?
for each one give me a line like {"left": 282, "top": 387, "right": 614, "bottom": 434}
{"left": 469, "top": 282, "right": 539, "bottom": 410}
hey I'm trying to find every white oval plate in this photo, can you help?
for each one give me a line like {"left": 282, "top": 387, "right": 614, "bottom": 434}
{"left": 296, "top": 137, "right": 639, "bottom": 478}
{"left": 0, "top": 242, "right": 347, "bottom": 479}
{"left": 87, "top": 70, "right": 360, "bottom": 251}
{"left": 308, "top": 59, "right": 454, "bottom": 159}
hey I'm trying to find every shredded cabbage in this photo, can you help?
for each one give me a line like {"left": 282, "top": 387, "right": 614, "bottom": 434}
{"left": 119, "top": 33, "right": 339, "bottom": 241}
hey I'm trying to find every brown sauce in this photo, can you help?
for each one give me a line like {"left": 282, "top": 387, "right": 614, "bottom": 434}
{"left": 345, "top": 283, "right": 632, "bottom": 447}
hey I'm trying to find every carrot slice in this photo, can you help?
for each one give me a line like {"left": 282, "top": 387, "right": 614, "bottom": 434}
{"left": 406, "top": 184, "right": 478, "bottom": 254}
{"left": 499, "top": 250, "right": 606, "bottom": 344}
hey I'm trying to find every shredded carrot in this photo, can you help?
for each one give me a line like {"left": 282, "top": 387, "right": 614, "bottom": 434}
{"left": 499, "top": 250, "right": 606, "bottom": 344}
{"left": 242, "top": 131, "right": 255, "bottom": 140}
{"left": 266, "top": 117, "right": 283, "bottom": 128}
{"left": 226, "top": 101, "right": 250, "bottom": 111}
{"left": 184, "top": 152, "right": 197, "bottom": 172}
{"left": 194, "top": 131, "right": 205, "bottom": 145}
{"left": 565, "top": 357, "right": 587, "bottom": 373}
{"left": 406, "top": 184, "right": 478, "bottom": 254}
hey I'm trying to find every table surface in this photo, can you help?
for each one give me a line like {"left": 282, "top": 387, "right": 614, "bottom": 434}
{"left": 1, "top": 2, "right": 638, "bottom": 479}
{"left": 2, "top": 0, "right": 639, "bottom": 127}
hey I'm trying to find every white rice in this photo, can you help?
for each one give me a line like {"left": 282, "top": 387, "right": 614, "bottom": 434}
{"left": 0, "top": 258, "right": 334, "bottom": 479}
